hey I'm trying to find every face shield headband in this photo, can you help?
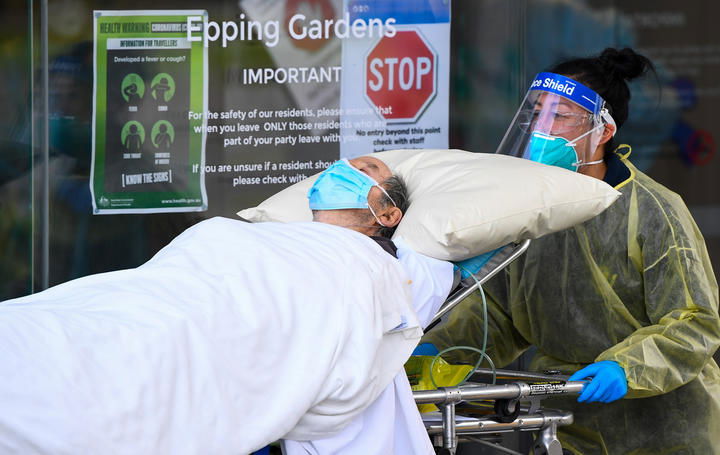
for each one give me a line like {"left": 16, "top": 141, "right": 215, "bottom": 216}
{"left": 496, "top": 72, "right": 616, "bottom": 171}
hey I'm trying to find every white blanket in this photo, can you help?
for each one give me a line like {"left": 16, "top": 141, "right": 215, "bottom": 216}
{"left": 283, "top": 237, "right": 454, "bottom": 455}
{"left": 0, "top": 218, "right": 423, "bottom": 455}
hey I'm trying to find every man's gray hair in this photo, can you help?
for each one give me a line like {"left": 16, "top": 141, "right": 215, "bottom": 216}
{"left": 377, "top": 175, "right": 410, "bottom": 238}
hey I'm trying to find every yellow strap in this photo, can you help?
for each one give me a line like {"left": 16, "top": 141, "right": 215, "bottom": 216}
{"left": 614, "top": 144, "right": 632, "bottom": 160}
{"left": 612, "top": 144, "right": 635, "bottom": 191}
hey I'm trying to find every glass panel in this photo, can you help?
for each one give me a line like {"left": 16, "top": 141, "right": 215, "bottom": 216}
{"left": 0, "top": 1, "right": 33, "bottom": 299}
{"left": 449, "top": 0, "right": 526, "bottom": 153}
{"left": 2, "top": 0, "right": 716, "bottom": 297}
{"left": 614, "top": 0, "right": 720, "bottom": 284}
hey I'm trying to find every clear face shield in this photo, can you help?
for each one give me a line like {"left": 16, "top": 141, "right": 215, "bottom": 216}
{"left": 496, "top": 72, "right": 616, "bottom": 171}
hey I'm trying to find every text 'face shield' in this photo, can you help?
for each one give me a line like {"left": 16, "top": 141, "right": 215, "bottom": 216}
{"left": 496, "top": 72, "right": 611, "bottom": 171}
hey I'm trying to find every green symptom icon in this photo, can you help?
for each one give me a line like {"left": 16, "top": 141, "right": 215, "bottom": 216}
{"left": 121, "top": 73, "right": 145, "bottom": 103}
{"left": 150, "top": 73, "right": 175, "bottom": 103}
{"left": 121, "top": 121, "right": 145, "bottom": 153}
{"left": 152, "top": 120, "right": 175, "bottom": 149}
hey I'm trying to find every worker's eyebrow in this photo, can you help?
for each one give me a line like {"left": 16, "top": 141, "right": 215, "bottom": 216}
{"left": 533, "top": 100, "right": 571, "bottom": 109}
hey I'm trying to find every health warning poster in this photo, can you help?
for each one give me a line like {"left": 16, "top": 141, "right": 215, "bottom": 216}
{"left": 91, "top": 10, "right": 208, "bottom": 214}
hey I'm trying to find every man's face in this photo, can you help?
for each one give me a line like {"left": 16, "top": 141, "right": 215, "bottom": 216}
{"left": 311, "top": 181, "right": 389, "bottom": 235}
{"left": 312, "top": 157, "right": 401, "bottom": 236}
{"left": 348, "top": 156, "right": 393, "bottom": 219}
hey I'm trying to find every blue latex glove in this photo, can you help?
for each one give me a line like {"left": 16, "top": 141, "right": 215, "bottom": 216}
{"left": 453, "top": 248, "right": 501, "bottom": 279}
{"left": 413, "top": 343, "right": 440, "bottom": 356}
{"left": 568, "top": 360, "right": 628, "bottom": 403}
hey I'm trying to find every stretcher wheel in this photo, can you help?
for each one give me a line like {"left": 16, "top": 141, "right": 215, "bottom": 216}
{"left": 494, "top": 398, "right": 520, "bottom": 423}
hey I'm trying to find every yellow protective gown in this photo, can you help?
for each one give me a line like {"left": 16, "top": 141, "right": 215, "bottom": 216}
{"left": 423, "top": 153, "right": 720, "bottom": 454}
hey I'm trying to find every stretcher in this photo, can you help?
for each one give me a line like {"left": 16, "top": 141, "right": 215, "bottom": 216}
{"left": 415, "top": 240, "right": 584, "bottom": 455}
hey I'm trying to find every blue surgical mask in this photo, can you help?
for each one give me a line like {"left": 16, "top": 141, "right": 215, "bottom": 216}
{"left": 308, "top": 159, "right": 395, "bottom": 214}
{"left": 526, "top": 125, "right": 605, "bottom": 171}
{"left": 526, "top": 132, "right": 579, "bottom": 171}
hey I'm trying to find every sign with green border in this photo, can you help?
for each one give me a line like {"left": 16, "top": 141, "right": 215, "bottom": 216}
{"left": 91, "top": 10, "right": 208, "bottom": 214}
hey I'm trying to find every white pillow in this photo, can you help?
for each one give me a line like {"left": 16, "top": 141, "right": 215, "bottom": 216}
{"left": 238, "top": 149, "right": 620, "bottom": 261}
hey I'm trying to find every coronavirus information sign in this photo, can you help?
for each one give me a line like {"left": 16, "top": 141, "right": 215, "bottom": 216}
{"left": 91, "top": 10, "right": 208, "bottom": 214}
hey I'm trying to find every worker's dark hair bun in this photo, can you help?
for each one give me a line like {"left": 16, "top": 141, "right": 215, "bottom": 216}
{"left": 547, "top": 47, "right": 656, "bottom": 151}
{"left": 598, "top": 47, "right": 653, "bottom": 82}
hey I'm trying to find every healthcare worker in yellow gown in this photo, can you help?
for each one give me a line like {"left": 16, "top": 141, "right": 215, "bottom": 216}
{"left": 424, "top": 48, "right": 720, "bottom": 454}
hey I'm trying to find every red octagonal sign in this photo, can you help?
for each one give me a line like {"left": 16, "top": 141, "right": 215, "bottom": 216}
{"left": 365, "top": 30, "right": 437, "bottom": 123}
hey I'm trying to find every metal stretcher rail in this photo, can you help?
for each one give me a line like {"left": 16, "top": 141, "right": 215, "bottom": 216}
{"left": 414, "top": 380, "right": 583, "bottom": 455}
{"left": 413, "top": 381, "right": 584, "bottom": 404}
{"left": 424, "top": 409, "right": 574, "bottom": 435}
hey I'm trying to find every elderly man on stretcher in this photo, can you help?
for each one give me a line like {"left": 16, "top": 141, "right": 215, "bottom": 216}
{"left": 282, "top": 156, "right": 452, "bottom": 455}
{"left": 0, "top": 156, "right": 453, "bottom": 455}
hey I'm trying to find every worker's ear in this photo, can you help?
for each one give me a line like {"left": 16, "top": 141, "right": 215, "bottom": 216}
{"left": 378, "top": 206, "right": 403, "bottom": 228}
{"left": 597, "top": 122, "right": 616, "bottom": 146}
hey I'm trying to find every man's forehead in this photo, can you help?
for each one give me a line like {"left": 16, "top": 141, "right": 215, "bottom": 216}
{"left": 349, "top": 156, "right": 392, "bottom": 180}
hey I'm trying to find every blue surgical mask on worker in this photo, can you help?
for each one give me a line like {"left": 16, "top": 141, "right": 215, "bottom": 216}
{"left": 308, "top": 159, "right": 396, "bottom": 226}
{"left": 526, "top": 125, "right": 605, "bottom": 172}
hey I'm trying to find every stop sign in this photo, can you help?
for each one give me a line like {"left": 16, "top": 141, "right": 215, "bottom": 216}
{"left": 365, "top": 30, "right": 437, "bottom": 123}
